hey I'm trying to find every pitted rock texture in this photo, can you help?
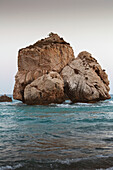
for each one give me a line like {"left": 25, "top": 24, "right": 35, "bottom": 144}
{"left": 61, "top": 51, "right": 111, "bottom": 103}
{"left": 24, "top": 72, "right": 65, "bottom": 105}
{"left": 13, "top": 33, "right": 74, "bottom": 102}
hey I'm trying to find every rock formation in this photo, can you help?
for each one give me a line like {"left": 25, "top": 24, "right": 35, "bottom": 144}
{"left": 13, "top": 33, "right": 110, "bottom": 104}
{"left": 13, "top": 33, "right": 74, "bottom": 104}
{"left": 61, "top": 51, "right": 111, "bottom": 102}
{"left": 0, "top": 95, "right": 12, "bottom": 102}
{"left": 24, "top": 72, "right": 65, "bottom": 105}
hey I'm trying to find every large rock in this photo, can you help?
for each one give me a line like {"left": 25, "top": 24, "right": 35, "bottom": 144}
{"left": 13, "top": 33, "right": 74, "bottom": 102}
{"left": 13, "top": 33, "right": 111, "bottom": 105}
{"left": 0, "top": 95, "right": 12, "bottom": 102}
{"left": 61, "top": 51, "right": 111, "bottom": 103}
{"left": 24, "top": 72, "right": 65, "bottom": 105}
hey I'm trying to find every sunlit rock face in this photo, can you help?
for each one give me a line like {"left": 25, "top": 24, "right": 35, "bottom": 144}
{"left": 61, "top": 51, "right": 111, "bottom": 103}
{"left": 13, "top": 33, "right": 74, "bottom": 104}
{"left": 24, "top": 72, "right": 65, "bottom": 105}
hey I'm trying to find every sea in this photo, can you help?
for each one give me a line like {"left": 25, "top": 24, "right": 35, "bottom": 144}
{"left": 0, "top": 95, "right": 113, "bottom": 170}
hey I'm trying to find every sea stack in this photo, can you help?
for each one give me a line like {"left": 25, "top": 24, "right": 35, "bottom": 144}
{"left": 13, "top": 33, "right": 74, "bottom": 104}
{"left": 13, "top": 33, "right": 110, "bottom": 104}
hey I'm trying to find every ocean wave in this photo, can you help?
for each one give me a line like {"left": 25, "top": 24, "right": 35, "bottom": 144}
{"left": 53, "top": 154, "right": 113, "bottom": 165}
{"left": 0, "top": 102, "right": 25, "bottom": 106}
{"left": 54, "top": 102, "right": 95, "bottom": 108}
{"left": 56, "top": 103, "right": 76, "bottom": 108}
{"left": 109, "top": 101, "right": 113, "bottom": 104}
{"left": 0, "top": 98, "right": 113, "bottom": 108}
{"left": 54, "top": 103, "right": 113, "bottom": 109}
{"left": 0, "top": 164, "right": 22, "bottom": 170}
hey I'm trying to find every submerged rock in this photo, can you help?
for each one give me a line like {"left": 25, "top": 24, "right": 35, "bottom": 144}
{"left": 24, "top": 72, "right": 65, "bottom": 105}
{"left": 13, "top": 33, "right": 74, "bottom": 103}
{"left": 61, "top": 51, "right": 111, "bottom": 103}
{"left": 0, "top": 95, "right": 12, "bottom": 102}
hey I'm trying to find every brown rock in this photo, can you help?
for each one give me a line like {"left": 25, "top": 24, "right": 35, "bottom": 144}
{"left": 24, "top": 72, "right": 65, "bottom": 105}
{"left": 61, "top": 51, "right": 111, "bottom": 103}
{"left": 13, "top": 33, "right": 74, "bottom": 102}
{"left": 0, "top": 95, "right": 12, "bottom": 102}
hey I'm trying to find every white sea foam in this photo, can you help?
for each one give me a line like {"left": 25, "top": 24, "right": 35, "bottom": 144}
{"left": 55, "top": 102, "right": 94, "bottom": 108}
{"left": 0, "top": 102, "right": 20, "bottom": 106}
{"left": 109, "top": 101, "right": 113, "bottom": 104}
{"left": 56, "top": 104, "right": 75, "bottom": 108}
{"left": 0, "top": 102, "right": 25, "bottom": 107}
{"left": 0, "top": 164, "right": 22, "bottom": 170}
{"left": 55, "top": 157, "right": 94, "bottom": 165}
{"left": 54, "top": 154, "right": 113, "bottom": 165}
{"left": 0, "top": 166, "right": 12, "bottom": 170}
{"left": 55, "top": 103, "right": 103, "bottom": 108}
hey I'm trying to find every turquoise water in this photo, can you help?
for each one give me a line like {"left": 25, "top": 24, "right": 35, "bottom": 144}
{"left": 0, "top": 95, "right": 113, "bottom": 170}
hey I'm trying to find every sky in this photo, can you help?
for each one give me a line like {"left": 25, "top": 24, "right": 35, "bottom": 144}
{"left": 0, "top": 0, "right": 113, "bottom": 94}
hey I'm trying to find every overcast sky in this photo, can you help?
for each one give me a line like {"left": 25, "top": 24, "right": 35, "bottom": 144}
{"left": 0, "top": 0, "right": 113, "bottom": 94}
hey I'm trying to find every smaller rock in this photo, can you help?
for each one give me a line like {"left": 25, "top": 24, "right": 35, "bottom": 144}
{"left": 24, "top": 72, "right": 65, "bottom": 105}
{"left": 0, "top": 95, "right": 12, "bottom": 102}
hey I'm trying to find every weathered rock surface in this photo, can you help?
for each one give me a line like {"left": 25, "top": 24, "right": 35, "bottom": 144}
{"left": 24, "top": 72, "right": 65, "bottom": 105}
{"left": 13, "top": 33, "right": 74, "bottom": 102}
{"left": 13, "top": 33, "right": 110, "bottom": 104}
{"left": 61, "top": 51, "right": 111, "bottom": 103}
{"left": 0, "top": 95, "right": 12, "bottom": 102}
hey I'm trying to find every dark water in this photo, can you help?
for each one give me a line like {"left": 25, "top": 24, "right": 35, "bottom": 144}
{"left": 0, "top": 95, "right": 113, "bottom": 170}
